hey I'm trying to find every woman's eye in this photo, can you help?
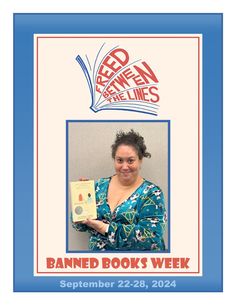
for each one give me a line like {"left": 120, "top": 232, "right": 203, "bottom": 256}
{"left": 128, "top": 159, "right": 134, "bottom": 164}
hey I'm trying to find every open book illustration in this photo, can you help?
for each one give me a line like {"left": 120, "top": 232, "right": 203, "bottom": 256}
{"left": 76, "top": 43, "right": 160, "bottom": 116}
{"left": 70, "top": 180, "right": 97, "bottom": 222}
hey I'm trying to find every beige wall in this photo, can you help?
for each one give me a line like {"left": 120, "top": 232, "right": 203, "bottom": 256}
{"left": 68, "top": 121, "right": 169, "bottom": 250}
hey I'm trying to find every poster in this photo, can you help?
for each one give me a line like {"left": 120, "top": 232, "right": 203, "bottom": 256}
{"left": 14, "top": 13, "right": 223, "bottom": 292}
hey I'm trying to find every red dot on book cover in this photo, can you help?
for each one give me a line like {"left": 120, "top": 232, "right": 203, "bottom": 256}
{"left": 79, "top": 194, "right": 83, "bottom": 201}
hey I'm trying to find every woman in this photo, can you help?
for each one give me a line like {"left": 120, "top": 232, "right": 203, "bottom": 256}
{"left": 72, "top": 129, "right": 167, "bottom": 251}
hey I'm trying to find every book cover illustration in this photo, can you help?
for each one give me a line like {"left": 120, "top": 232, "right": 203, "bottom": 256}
{"left": 76, "top": 43, "right": 160, "bottom": 116}
{"left": 70, "top": 180, "right": 97, "bottom": 222}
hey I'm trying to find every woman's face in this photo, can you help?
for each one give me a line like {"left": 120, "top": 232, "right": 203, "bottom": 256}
{"left": 114, "top": 144, "right": 142, "bottom": 184}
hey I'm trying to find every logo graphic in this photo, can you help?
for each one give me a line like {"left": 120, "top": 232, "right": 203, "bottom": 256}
{"left": 76, "top": 44, "right": 160, "bottom": 116}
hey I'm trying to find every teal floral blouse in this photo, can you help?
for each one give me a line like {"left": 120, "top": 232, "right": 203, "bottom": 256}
{"left": 72, "top": 177, "right": 167, "bottom": 251}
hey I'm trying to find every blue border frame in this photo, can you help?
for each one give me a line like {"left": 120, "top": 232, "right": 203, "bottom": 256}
{"left": 66, "top": 120, "right": 171, "bottom": 254}
{"left": 14, "top": 13, "right": 223, "bottom": 292}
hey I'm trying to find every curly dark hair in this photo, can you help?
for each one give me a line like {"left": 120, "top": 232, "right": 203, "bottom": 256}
{"left": 111, "top": 129, "right": 151, "bottom": 160}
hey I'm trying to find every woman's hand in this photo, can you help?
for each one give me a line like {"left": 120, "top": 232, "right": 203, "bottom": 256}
{"left": 82, "top": 219, "right": 109, "bottom": 235}
{"left": 79, "top": 177, "right": 89, "bottom": 181}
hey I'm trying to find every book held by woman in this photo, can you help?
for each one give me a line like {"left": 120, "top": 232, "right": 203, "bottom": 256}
{"left": 70, "top": 180, "right": 97, "bottom": 222}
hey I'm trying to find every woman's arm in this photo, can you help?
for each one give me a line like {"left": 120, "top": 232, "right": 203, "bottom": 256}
{"left": 79, "top": 219, "right": 109, "bottom": 235}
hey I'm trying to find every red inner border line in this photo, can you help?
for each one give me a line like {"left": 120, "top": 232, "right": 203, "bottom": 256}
{"left": 36, "top": 35, "right": 201, "bottom": 274}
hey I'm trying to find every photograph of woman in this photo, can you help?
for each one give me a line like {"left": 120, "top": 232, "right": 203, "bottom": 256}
{"left": 71, "top": 129, "right": 167, "bottom": 251}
